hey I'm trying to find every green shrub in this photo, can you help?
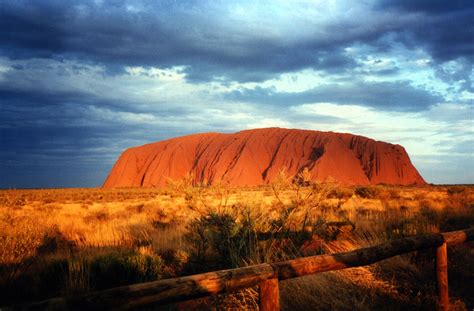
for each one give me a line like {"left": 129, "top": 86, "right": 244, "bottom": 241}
{"left": 185, "top": 212, "right": 257, "bottom": 269}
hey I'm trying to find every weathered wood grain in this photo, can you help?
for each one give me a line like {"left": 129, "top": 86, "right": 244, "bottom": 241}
{"left": 259, "top": 278, "right": 280, "bottom": 311}
{"left": 436, "top": 242, "right": 449, "bottom": 311}
{"left": 442, "top": 228, "right": 474, "bottom": 245}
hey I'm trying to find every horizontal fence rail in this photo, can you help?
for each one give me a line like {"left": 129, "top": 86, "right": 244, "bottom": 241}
{"left": 6, "top": 227, "right": 473, "bottom": 311}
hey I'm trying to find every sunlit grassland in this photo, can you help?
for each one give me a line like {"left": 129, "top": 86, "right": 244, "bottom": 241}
{"left": 0, "top": 179, "right": 473, "bottom": 310}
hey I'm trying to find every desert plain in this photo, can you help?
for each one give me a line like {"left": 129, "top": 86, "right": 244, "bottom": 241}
{"left": 1, "top": 180, "right": 473, "bottom": 310}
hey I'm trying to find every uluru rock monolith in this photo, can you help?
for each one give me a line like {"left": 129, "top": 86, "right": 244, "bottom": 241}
{"left": 103, "top": 128, "right": 426, "bottom": 187}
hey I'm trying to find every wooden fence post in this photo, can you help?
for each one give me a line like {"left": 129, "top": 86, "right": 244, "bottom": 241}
{"left": 259, "top": 278, "right": 280, "bottom": 311}
{"left": 436, "top": 242, "right": 449, "bottom": 311}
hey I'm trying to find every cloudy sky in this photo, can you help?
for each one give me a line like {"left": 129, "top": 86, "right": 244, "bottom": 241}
{"left": 0, "top": 0, "right": 473, "bottom": 188}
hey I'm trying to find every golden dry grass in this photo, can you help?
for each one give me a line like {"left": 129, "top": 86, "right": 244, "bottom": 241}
{"left": 0, "top": 183, "right": 473, "bottom": 310}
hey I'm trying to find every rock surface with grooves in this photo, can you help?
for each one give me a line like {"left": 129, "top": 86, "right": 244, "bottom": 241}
{"left": 103, "top": 128, "right": 426, "bottom": 187}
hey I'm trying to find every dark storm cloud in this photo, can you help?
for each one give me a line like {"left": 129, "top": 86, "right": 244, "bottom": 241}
{"left": 0, "top": 65, "right": 198, "bottom": 117}
{"left": 2, "top": 0, "right": 324, "bottom": 82}
{"left": 0, "top": 123, "right": 118, "bottom": 188}
{"left": 226, "top": 80, "right": 444, "bottom": 112}
{"left": 377, "top": 0, "right": 474, "bottom": 90}
{"left": 0, "top": 84, "right": 196, "bottom": 188}
{"left": 2, "top": 101, "right": 126, "bottom": 152}
{"left": 0, "top": 87, "right": 89, "bottom": 108}
{"left": 434, "top": 58, "right": 474, "bottom": 92}
{"left": 0, "top": 83, "right": 200, "bottom": 136}
{"left": 379, "top": 0, "right": 467, "bottom": 13}
{"left": 377, "top": 0, "right": 474, "bottom": 60}
{"left": 180, "top": 47, "right": 358, "bottom": 83}
{"left": 3, "top": 0, "right": 471, "bottom": 84}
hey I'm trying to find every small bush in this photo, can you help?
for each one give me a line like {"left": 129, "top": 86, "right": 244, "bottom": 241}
{"left": 89, "top": 253, "right": 164, "bottom": 289}
{"left": 447, "top": 186, "right": 467, "bottom": 196}
{"left": 83, "top": 210, "right": 110, "bottom": 224}
{"left": 185, "top": 212, "right": 258, "bottom": 269}
{"left": 36, "top": 226, "right": 75, "bottom": 255}
{"left": 328, "top": 187, "right": 354, "bottom": 199}
{"left": 355, "top": 186, "right": 380, "bottom": 199}
{"left": 126, "top": 204, "right": 145, "bottom": 213}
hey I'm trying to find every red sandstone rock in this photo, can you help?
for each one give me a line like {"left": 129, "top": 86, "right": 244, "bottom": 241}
{"left": 103, "top": 128, "right": 426, "bottom": 188}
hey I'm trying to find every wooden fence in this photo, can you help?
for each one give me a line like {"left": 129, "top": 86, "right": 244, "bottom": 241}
{"left": 8, "top": 227, "right": 473, "bottom": 311}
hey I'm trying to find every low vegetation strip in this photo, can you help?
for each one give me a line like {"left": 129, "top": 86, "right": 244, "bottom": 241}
{"left": 10, "top": 228, "right": 473, "bottom": 310}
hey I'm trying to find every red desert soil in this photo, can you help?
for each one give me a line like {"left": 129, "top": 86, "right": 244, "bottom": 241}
{"left": 103, "top": 127, "right": 426, "bottom": 187}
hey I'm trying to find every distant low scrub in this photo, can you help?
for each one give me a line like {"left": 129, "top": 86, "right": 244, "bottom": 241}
{"left": 447, "top": 186, "right": 467, "bottom": 196}
{"left": 328, "top": 187, "right": 354, "bottom": 199}
{"left": 354, "top": 186, "right": 380, "bottom": 198}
